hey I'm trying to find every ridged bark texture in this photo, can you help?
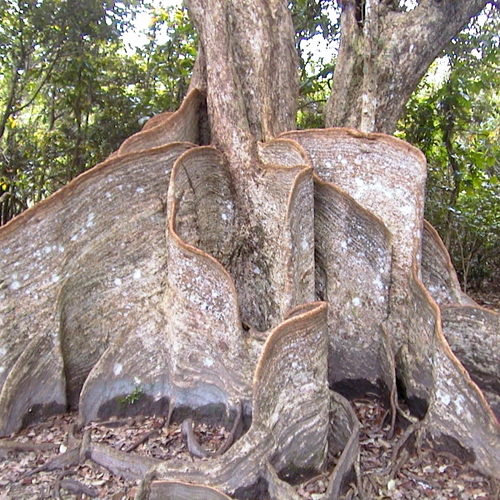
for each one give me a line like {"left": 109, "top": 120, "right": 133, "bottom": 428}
{"left": 1, "top": 0, "right": 500, "bottom": 497}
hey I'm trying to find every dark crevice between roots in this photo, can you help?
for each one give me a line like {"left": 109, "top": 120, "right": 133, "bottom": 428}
{"left": 97, "top": 397, "right": 244, "bottom": 430}
{"left": 314, "top": 251, "right": 328, "bottom": 303}
{"left": 276, "top": 463, "right": 322, "bottom": 486}
{"left": 233, "top": 476, "right": 270, "bottom": 500}
{"left": 21, "top": 403, "right": 67, "bottom": 430}
{"left": 395, "top": 375, "right": 429, "bottom": 420}
{"left": 431, "top": 434, "right": 477, "bottom": 464}
{"left": 97, "top": 396, "right": 170, "bottom": 420}
{"left": 227, "top": 225, "right": 280, "bottom": 333}
{"left": 330, "top": 377, "right": 389, "bottom": 403}
{"left": 197, "top": 93, "right": 211, "bottom": 146}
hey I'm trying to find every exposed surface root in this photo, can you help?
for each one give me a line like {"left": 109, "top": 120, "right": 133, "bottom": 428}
{"left": 182, "top": 400, "right": 243, "bottom": 459}
{"left": 125, "top": 417, "right": 167, "bottom": 453}
{"left": 386, "top": 419, "right": 425, "bottom": 479}
{"left": 1, "top": 401, "right": 494, "bottom": 499}
{"left": 54, "top": 470, "right": 98, "bottom": 499}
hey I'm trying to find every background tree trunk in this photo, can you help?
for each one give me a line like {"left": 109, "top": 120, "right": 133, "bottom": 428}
{"left": 326, "top": 0, "right": 490, "bottom": 133}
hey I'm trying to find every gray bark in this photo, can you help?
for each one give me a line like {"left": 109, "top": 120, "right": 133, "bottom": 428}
{"left": 1, "top": 0, "right": 500, "bottom": 498}
{"left": 184, "top": 0, "right": 298, "bottom": 164}
{"left": 326, "top": 0, "right": 491, "bottom": 133}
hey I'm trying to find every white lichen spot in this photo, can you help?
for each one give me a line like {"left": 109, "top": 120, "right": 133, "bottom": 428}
{"left": 352, "top": 297, "right": 362, "bottom": 307}
{"left": 136, "top": 187, "right": 145, "bottom": 194}
{"left": 106, "top": 192, "right": 112, "bottom": 199}
{"left": 134, "top": 376, "right": 141, "bottom": 385}
{"left": 0, "top": 366, "right": 5, "bottom": 374}
{"left": 113, "top": 363, "right": 123, "bottom": 376}
{"left": 51, "top": 274, "right": 60, "bottom": 283}
{"left": 354, "top": 156, "right": 363, "bottom": 166}
{"left": 10, "top": 281, "right": 21, "bottom": 291}
{"left": 114, "top": 278, "right": 123, "bottom": 286}
{"left": 44, "top": 246, "right": 52, "bottom": 254}
{"left": 58, "top": 246, "right": 64, "bottom": 253}
{"left": 400, "top": 205, "right": 413, "bottom": 216}
{"left": 221, "top": 213, "right": 228, "bottom": 221}
{"left": 23, "top": 274, "right": 30, "bottom": 281}
{"left": 0, "top": 347, "right": 7, "bottom": 357}
{"left": 203, "top": 358, "right": 214, "bottom": 368}
{"left": 301, "top": 239, "right": 309, "bottom": 251}
{"left": 86, "top": 213, "right": 95, "bottom": 228}
{"left": 355, "top": 178, "right": 365, "bottom": 191}
{"left": 454, "top": 394, "right": 465, "bottom": 415}
{"left": 326, "top": 161, "right": 332, "bottom": 169}
{"left": 436, "top": 389, "right": 451, "bottom": 406}
{"left": 254, "top": 267, "right": 261, "bottom": 275}
{"left": 71, "top": 234, "right": 78, "bottom": 242}
{"left": 133, "top": 269, "right": 142, "bottom": 280}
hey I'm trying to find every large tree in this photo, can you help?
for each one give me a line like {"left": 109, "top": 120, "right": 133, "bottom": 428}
{"left": 1, "top": 0, "right": 499, "bottom": 498}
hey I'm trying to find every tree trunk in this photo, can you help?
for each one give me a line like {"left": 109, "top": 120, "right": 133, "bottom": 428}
{"left": 1, "top": 0, "right": 500, "bottom": 498}
{"left": 326, "top": 0, "right": 490, "bottom": 133}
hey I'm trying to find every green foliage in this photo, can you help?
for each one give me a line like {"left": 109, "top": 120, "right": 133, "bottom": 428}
{"left": 119, "top": 385, "right": 144, "bottom": 406}
{"left": 398, "top": 5, "right": 500, "bottom": 291}
{"left": 290, "top": 0, "right": 339, "bottom": 129}
{"left": 0, "top": 0, "right": 195, "bottom": 225}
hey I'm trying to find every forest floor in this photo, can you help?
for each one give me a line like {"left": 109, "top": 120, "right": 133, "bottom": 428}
{"left": 468, "top": 287, "right": 500, "bottom": 312}
{"left": 0, "top": 397, "right": 498, "bottom": 500}
{"left": 0, "top": 291, "right": 499, "bottom": 500}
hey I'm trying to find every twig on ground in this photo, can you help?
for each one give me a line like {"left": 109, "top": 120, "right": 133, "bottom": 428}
{"left": 386, "top": 419, "right": 425, "bottom": 479}
{"left": 0, "top": 440, "right": 56, "bottom": 454}
{"left": 17, "top": 447, "right": 80, "bottom": 481}
{"left": 183, "top": 400, "right": 243, "bottom": 459}
{"left": 54, "top": 470, "right": 76, "bottom": 499}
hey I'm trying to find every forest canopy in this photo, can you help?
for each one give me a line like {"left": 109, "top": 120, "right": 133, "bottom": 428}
{"left": 0, "top": 0, "right": 499, "bottom": 292}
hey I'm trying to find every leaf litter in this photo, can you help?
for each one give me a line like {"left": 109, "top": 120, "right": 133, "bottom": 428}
{"left": 0, "top": 399, "right": 497, "bottom": 499}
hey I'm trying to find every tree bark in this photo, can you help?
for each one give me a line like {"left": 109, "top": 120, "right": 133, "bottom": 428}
{"left": 1, "top": 0, "right": 500, "bottom": 498}
{"left": 326, "top": 0, "right": 490, "bottom": 133}
{"left": 185, "top": 0, "right": 298, "bottom": 164}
